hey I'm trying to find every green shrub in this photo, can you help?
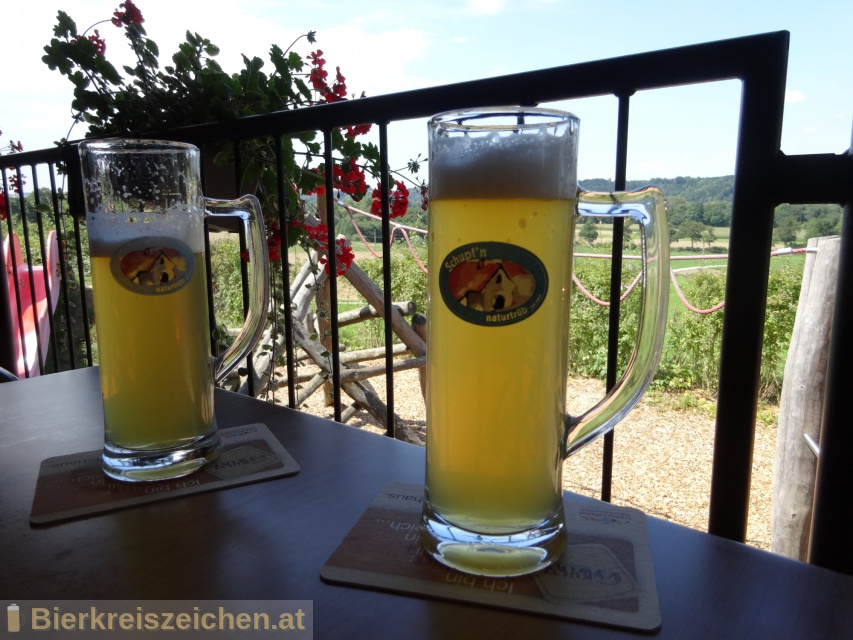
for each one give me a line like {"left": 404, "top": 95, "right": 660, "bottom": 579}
{"left": 658, "top": 269, "right": 726, "bottom": 391}
{"left": 568, "top": 256, "right": 642, "bottom": 379}
{"left": 657, "top": 262, "right": 802, "bottom": 400}
{"left": 209, "top": 237, "right": 246, "bottom": 329}
{"left": 355, "top": 240, "right": 428, "bottom": 349}
{"left": 759, "top": 261, "right": 803, "bottom": 401}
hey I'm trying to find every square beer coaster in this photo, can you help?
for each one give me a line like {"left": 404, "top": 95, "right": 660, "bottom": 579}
{"left": 321, "top": 482, "right": 661, "bottom": 632}
{"left": 30, "top": 423, "right": 299, "bottom": 525}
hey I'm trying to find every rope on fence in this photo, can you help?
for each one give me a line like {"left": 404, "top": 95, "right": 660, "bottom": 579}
{"left": 339, "top": 202, "right": 805, "bottom": 314}
{"left": 572, "top": 270, "right": 644, "bottom": 308}
{"left": 669, "top": 267, "right": 727, "bottom": 314}
{"left": 343, "top": 202, "right": 428, "bottom": 274}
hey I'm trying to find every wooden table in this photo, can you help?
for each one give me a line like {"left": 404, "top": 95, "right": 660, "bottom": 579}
{"left": 1, "top": 367, "right": 851, "bottom": 639}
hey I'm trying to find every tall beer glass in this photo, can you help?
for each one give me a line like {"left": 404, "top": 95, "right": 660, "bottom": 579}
{"left": 80, "top": 140, "right": 269, "bottom": 482}
{"left": 422, "top": 107, "right": 669, "bottom": 576}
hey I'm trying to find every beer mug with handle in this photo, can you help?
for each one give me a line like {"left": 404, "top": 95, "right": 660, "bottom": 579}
{"left": 80, "top": 139, "right": 269, "bottom": 482}
{"left": 422, "top": 107, "right": 669, "bottom": 576}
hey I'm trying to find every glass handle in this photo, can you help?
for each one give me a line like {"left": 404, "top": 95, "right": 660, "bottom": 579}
{"left": 204, "top": 195, "right": 270, "bottom": 385}
{"left": 564, "top": 187, "right": 669, "bottom": 457}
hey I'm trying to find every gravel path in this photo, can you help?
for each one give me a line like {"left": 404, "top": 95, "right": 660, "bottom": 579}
{"left": 282, "top": 362, "right": 775, "bottom": 551}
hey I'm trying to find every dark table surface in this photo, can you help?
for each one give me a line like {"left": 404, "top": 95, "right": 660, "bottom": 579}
{"left": 1, "top": 367, "right": 851, "bottom": 639}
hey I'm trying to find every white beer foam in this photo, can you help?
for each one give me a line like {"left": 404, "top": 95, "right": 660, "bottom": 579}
{"left": 429, "top": 126, "right": 577, "bottom": 200}
{"left": 87, "top": 206, "right": 206, "bottom": 255}
{"left": 81, "top": 142, "right": 205, "bottom": 255}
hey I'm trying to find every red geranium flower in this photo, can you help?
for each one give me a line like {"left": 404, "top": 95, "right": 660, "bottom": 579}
{"left": 306, "top": 50, "right": 349, "bottom": 104}
{"left": 345, "top": 124, "right": 372, "bottom": 139}
{"left": 267, "top": 224, "right": 282, "bottom": 262}
{"left": 112, "top": 0, "right": 144, "bottom": 27}
{"left": 318, "top": 237, "right": 355, "bottom": 275}
{"left": 8, "top": 174, "right": 25, "bottom": 195}
{"left": 89, "top": 30, "right": 107, "bottom": 55}
{"left": 307, "top": 222, "right": 329, "bottom": 245}
{"left": 370, "top": 180, "right": 409, "bottom": 218}
{"left": 241, "top": 224, "right": 283, "bottom": 262}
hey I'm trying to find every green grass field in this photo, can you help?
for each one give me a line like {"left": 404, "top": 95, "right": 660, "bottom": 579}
{"left": 289, "top": 223, "right": 805, "bottom": 351}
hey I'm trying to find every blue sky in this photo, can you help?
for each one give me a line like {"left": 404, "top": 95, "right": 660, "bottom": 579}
{"left": 1, "top": 0, "right": 851, "bottom": 181}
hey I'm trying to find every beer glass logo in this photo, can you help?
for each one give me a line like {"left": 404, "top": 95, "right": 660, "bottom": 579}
{"left": 439, "top": 242, "right": 548, "bottom": 327}
{"left": 111, "top": 237, "right": 196, "bottom": 296}
{"left": 7, "top": 604, "right": 20, "bottom": 633}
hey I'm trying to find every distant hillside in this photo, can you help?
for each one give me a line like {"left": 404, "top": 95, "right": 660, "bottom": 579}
{"left": 339, "top": 173, "right": 838, "bottom": 236}
{"left": 579, "top": 176, "right": 735, "bottom": 203}
{"left": 577, "top": 174, "right": 841, "bottom": 235}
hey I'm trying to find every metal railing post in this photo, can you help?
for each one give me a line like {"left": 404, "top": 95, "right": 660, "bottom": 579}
{"left": 601, "top": 92, "right": 634, "bottom": 502}
{"left": 708, "top": 33, "right": 789, "bottom": 541}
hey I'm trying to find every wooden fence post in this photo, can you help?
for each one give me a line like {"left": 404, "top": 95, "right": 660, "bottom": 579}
{"left": 771, "top": 236, "right": 840, "bottom": 560}
{"left": 316, "top": 194, "right": 334, "bottom": 406}
{"left": 411, "top": 313, "right": 427, "bottom": 399}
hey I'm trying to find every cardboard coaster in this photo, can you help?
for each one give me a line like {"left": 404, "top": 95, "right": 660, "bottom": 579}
{"left": 321, "top": 482, "right": 661, "bottom": 632}
{"left": 30, "top": 423, "right": 299, "bottom": 525}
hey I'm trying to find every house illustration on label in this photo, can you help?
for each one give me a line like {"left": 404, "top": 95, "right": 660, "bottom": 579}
{"left": 121, "top": 247, "right": 188, "bottom": 286}
{"left": 448, "top": 259, "right": 535, "bottom": 312}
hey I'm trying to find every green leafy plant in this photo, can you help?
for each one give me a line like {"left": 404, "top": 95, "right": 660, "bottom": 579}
{"left": 41, "top": 1, "right": 433, "bottom": 396}
{"left": 42, "top": 0, "right": 425, "bottom": 265}
{"left": 0, "top": 129, "right": 25, "bottom": 224}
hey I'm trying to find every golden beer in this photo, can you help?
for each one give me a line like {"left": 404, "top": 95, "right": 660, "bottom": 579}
{"left": 421, "top": 106, "right": 579, "bottom": 577}
{"left": 426, "top": 198, "right": 574, "bottom": 533}
{"left": 81, "top": 139, "right": 269, "bottom": 483}
{"left": 90, "top": 252, "right": 214, "bottom": 450}
{"left": 422, "top": 107, "right": 669, "bottom": 577}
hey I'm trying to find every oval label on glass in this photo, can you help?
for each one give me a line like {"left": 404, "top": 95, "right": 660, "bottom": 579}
{"left": 439, "top": 242, "right": 548, "bottom": 326}
{"left": 110, "top": 237, "right": 195, "bottom": 296}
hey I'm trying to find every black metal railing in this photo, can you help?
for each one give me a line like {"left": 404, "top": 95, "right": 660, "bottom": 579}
{"left": 1, "top": 146, "right": 95, "bottom": 378}
{"left": 2, "top": 31, "right": 852, "bottom": 573}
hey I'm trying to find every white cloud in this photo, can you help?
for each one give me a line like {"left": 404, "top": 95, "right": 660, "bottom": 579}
{"left": 135, "top": 3, "right": 433, "bottom": 98}
{"left": 785, "top": 90, "right": 806, "bottom": 104}
{"left": 312, "top": 25, "right": 432, "bottom": 97}
{"left": 466, "top": 0, "right": 508, "bottom": 16}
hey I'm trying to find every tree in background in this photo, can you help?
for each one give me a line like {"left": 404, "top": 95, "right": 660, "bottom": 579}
{"left": 702, "top": 201, "right": 732, "bottom": 227}
{"left": 774, "top": 215, "right": 800, "bottom": 246}
{"left": 578, "top": 217, "right": 599, "bottom": 245}
{"left": 774, "top": 203, "right": 842, "bottom": 246}
{"left": 678, "top": 220, "right": 705, "bottom": 249}
{"left": 804, "top": 213, "right": 841, "bottom": 241}
{"left": 701, "top": 226, "right": 717, "bottom": 250}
